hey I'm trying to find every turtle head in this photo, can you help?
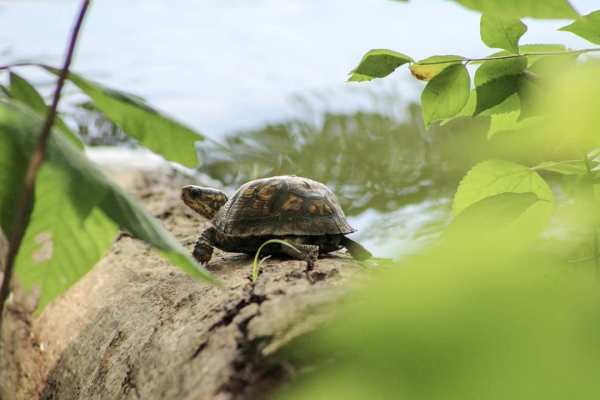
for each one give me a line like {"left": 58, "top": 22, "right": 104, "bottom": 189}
{"left": 181, "top": 185, "right": 228, "bottom": 219}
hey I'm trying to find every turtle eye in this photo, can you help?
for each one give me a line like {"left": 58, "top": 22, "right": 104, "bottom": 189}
{"left": 189, "top": 188, "right": 203, "bottom": 199}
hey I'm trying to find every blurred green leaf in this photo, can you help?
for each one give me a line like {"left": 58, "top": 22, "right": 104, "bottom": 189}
{"left": 560, "top": 11, "right": 600, "bottom": 45}
{"left": 348, "top": 49, "right": 413, "bottom": 82}
{"left": 9, "top": 72, "right": 84, "bottom": 149}
{"left": 409, "top": 55, "right": 464, "bottom": 81}
{"left": 537, "top": 62, "right": 600, "bottom": 158}
{"left": 483, "top": 93, "right": 539, "bottom": 138}
{"left": 454, "top": 0, "right": 578, "bottom": 19}
{"left": 0, "top": 125, "right": 27, "bottom": 237}
{"left": 421, "top": 64, "right": 471, "bottom": 127}
{"left": 532, "top": 160, "right": 587, "bottom": 175}
{"left": 452, "top": 159, "right": 553, "bottom": 216}
{"left": 278, "top": 242, "right": 600, "bottom": 400}
{"left": 480, "top": 14, "right": 527, "bottom": 53}
{"left": 446, "top": 192, "right": 541, "bottom": 239}
{"left": 516, "top": 72, "right": 544, "bottom": 120}
{"left": 44, "top": 67, "right": 203, "bottom": 167}
{"left": 0, "top": 101, "right": 216, "bottom": 311}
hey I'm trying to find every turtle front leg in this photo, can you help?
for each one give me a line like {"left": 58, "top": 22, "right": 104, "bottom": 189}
{"left": 280, "top": 241, "right": 319, "bottom": 268}
{"left": 192, "top": 228, "right": 216, "bottom": 265}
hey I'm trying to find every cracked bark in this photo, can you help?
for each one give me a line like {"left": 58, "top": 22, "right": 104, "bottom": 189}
{"left": 1, "top": 169, "right": 363, "bottom": 400}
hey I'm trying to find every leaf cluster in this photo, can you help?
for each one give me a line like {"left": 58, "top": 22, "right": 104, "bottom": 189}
{"left": 1, "top": 64, "right": 215, "bottom": 311}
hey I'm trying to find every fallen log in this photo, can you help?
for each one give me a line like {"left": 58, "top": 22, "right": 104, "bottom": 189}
{"left": 1, "top": 169, "right": 363, "bottom": 400}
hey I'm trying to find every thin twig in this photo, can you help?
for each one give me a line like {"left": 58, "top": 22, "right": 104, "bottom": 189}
{"left": 413, "top": 48, "right": 600, "bottom": 66}
{"left": 0, "top": 0, "right": 91, "bottom": 334}
{"left": 0, "top": 62, "right": 44, "bottom": 71}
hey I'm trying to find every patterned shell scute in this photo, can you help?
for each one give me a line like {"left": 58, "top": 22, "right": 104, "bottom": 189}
{"left": 214, "top": 176, "right": 355, "bottom": 237}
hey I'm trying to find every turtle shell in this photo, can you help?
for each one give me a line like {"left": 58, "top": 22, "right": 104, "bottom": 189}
{"left": 213, "top": 176, "right": 354, "bottom": 237}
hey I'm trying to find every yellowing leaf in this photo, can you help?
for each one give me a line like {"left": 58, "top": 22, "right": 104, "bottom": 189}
{"left": 410, "top": 55, "right": 464, "bottom": 81}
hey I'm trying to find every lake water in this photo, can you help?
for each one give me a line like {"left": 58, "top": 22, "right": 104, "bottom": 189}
{"left": 1, "top": 0, "right": 595, "bottom": 257}
{"left": 1, "top": 0, "right": 592, "bottom": 135}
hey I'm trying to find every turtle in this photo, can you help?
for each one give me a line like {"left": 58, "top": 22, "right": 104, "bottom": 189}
{"left": 181, "top": 175, "right": 372, "bottom": 267}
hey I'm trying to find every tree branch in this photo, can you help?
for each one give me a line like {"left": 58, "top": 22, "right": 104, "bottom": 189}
{"left": 413, "top": 48, "right": 600, "bottom": 66}
{"left": 0, "top": 0, "right": 91, "bottom": 334}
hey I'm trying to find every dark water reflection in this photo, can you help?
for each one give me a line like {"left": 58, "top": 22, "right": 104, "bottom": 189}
{"left": 194, "top": 103, "right": 485, "bottom": 257}
{"left": 200, "top": 104, "right": 456, "bottom": 216}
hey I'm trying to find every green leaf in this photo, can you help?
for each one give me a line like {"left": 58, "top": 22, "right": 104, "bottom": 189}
{"left": 480, "top": 93, "right": 543, "bottom": 138}
{"left": 421, "top": 64, "right": 471, "bottom": 127}
{"left": 441, "top": 89, "right": 478, "bottom": 124}
{"left": 0, "top": 127, "right": 27, "bottom": 236}
{"left": 14, "top": 164, "right": 119, "bottom": 311}
{"left": 532, "top": 160, "right": 587, "bottom": 176}
{"left": 9, "top": 72, "right": 84, "bottom": 149}
{"left": 347, "top": 73, "right": 372, "bottom": 82}
{"left": 409, "top": 55, "right": 464, "bottom": 81}
{"left": 473, "top": 58, "right": 528, "bottom": 117}
{"left": 44, "top": 67, "right": 203, "bottom": 168}
{"left": 454, "top": 0, "right": 578, "bottom": 19}
{"left": 480, "top": 14, "right": 528, "bottom": 54}
{"left": 452, "top": 159, "right": 553, "bottom": 217}
{"left": 348, "top": 49, "right": 413, "bottom": 82}
{"left": 516, "top": 72, "right": 544, "bottom": 120}
{"left": 446, "top": 192, "right": 541, "bottom": 237}
{"left": 475, "top": 57, "right": 527, "bottom": 86}
{"left": 0, "top": 102, "right": 216, "bottom": 311}
{"left": 518, "top": 44, "right": 567, "bottom": 53}
{"left": 475, "top": 74, "right": 523, "bottom": 116}
{"left": 560, "top": 11, "right": 600, "bottom": 45}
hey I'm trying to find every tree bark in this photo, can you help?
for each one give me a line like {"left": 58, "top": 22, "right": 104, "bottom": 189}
{"left": 1, "top": 168, "right": 362, "bottom": 400}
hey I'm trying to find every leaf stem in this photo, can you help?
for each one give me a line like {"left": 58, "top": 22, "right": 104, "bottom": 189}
{"left": 414, "top": 48, "right": 600, "bottom": 66}
{"left": 251, "top": 239, "right": 300, "bottom": 282}
{"left": 0, "top": 0, "right": 91, "bottom": 335}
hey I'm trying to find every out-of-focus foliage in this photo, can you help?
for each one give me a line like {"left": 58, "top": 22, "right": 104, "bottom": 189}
{"left": 275, "top": 2, "right": 600, "bottom": 398}
{"left": 278, "top": 232, "right": 600, "bottom": 400}
{"left": 0, "top": 102, "right": 215, "bottom": 311}
{"left": 0, "top": 60, "right": 214, "bottom": 311}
